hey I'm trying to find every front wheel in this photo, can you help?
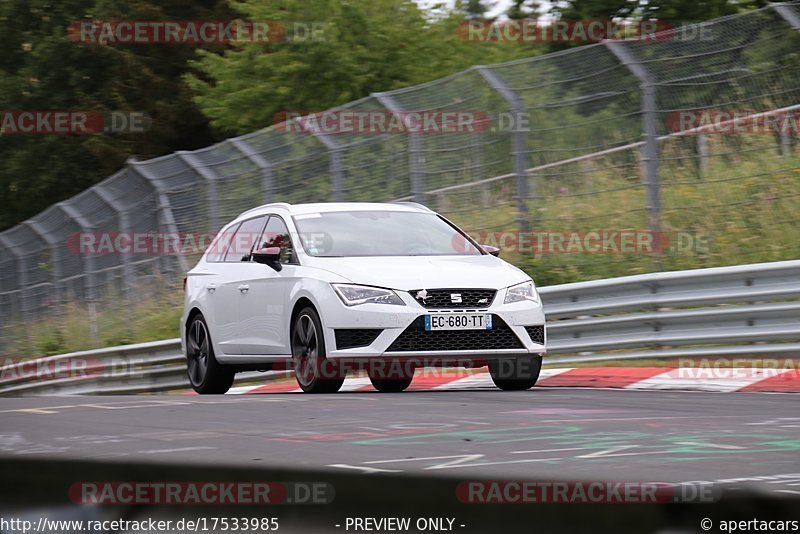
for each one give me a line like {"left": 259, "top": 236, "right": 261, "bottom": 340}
{"left": 368, "top": 365, "right": 414, "bottom": 393}
{"left": 489, "top": 355, "right": 542, "bottom": 391}
{"left": 186, "top": 314, "right": 234, "bottom": 394}
{"left": 292, "top": 307, "right": 345, "bottom": 393}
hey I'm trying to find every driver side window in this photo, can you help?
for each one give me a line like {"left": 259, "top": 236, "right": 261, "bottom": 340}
{"left": 257, "top": 216, "right": 295, "bottom": 264}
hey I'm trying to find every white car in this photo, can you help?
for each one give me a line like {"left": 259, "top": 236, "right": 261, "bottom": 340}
{"left": 181, "top": 202, "right": 546, "bottom": 394}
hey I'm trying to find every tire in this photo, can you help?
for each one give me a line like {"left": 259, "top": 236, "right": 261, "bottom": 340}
{"left": 488, "top": 355, "right": 542, "bottom": 391}
{"left": 292, "top": 307, "right": 345, "bottom": 393}
{"left": 368, "top": 366, "right": 414, "bottom": 393}
{"left": 186, "top": 314, "right": 235, "bottom": 394}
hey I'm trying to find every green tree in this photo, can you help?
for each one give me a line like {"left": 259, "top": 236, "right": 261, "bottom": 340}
{"left": 0, "top": 0, "right": 231, "bottom": 230}
{"left": 507, "top": 0, "right": 539, "bottom": 20}
{"left": 187, "top": 0, "right": 539, "bottom": 135}
{"left": 464, "top": 0, "right": 488, "bottom": 18}
{"left": 550, "top": 0, "right": 754, "bottom": 25}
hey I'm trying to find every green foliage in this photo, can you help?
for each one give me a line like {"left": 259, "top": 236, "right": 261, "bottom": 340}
{"left": 549, "top": 0, "right": 744, "bottom": 21}
{"left": 464, "top": 0, "right": 488, "bottom": 18}
{"left": 507, "top": 0, "right": 540, "bottom": 20}
{"left": 0, "top": 0, "right": 231, "bottom": 230}
{"left": 187, "top": 0, "right": 540, "bottom": 136}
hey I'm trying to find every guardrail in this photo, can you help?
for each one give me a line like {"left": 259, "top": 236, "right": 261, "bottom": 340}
{"left": 2, "top": 259, "right": 798, "bottom": 395}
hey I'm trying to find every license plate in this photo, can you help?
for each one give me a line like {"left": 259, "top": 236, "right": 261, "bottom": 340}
{"left": 424, "top": 313, "right": 492, "bottom": 331}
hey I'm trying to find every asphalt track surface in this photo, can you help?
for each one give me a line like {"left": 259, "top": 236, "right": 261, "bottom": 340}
{"left": 1, "top": 388, "right": 799, "bottom": 495}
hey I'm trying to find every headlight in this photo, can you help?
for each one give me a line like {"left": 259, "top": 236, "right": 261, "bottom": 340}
{"left": 332, "top": 284, "right": 405, "bottom": 306}
{"left": 504, "top": 280, "right": 539, "bottom": 304}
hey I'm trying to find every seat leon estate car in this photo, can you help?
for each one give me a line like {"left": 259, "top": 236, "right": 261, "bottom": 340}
{"left": 181, "top": 202, "right": 546, "bottom": 394}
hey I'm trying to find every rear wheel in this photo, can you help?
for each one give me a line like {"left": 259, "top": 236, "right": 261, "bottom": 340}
{"left": 489, "top": 355, "right": 542, "bottom": 391}
{"left": 292, "top": 307, "right": 344, "bottom": 393}
{"left": 186, "top": 314, "right": 234, "bottom": 394}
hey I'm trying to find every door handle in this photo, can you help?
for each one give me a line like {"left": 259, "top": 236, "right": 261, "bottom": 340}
{"left": 206, "top": 283, "right": 217, "bottom": 292}
{"left": 238, "top": 284, "right": 250, "bottom": 293}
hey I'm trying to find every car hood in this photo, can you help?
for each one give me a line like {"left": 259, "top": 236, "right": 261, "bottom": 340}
{"left": 305, "top": 255, "right": 530, "bottom": 291}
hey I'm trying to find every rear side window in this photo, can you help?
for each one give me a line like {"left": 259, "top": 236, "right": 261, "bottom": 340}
{"left": 223, "top": 216, "right": 268, "bottom": 262}
{"left": 205, "top": 223, "right": 238, "bottom": 262}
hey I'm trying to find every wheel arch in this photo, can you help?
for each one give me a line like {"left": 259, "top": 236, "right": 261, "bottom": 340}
{"left": 290, "top": 297, "right": 317, "bottom": 332}
{"left": 185, "top": 307, "right": 204, "bottom": 332}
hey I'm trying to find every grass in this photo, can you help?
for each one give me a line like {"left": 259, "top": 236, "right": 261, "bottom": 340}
{"left": 7, "top": 290, "right": 182, "bottom": 358}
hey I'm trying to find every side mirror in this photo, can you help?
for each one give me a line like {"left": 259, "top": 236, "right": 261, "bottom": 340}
{"left": 252, "top": 246, "right": 283, "bottom": 270}
{"left": 482, "top": 245, "right": 500, "bottom": 257}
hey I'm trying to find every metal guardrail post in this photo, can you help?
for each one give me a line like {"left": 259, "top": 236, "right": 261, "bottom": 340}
{"left": 230, "top": 138, "right": 275, "bottom": 204}
{"left": 696, "top": 134, "right": 709, "bottom": 180}
{"left": 93, "top": 182, "right": 134, "bottom": 325}
{"left": 23, "top": 220, "right": 63, "bottom": 316}
{"left": 126, "top": 158, "right": 190, "bottom": 274}
{"left": 306, "top": 129, "right": 345, "bottom": 202}
{"left": 0, "top": 234, "right": 30, "bottom": 346}
{"left": 177, "top": 152, "right": 220, "bottom": 233}
{"left": 58, "top": 202, "right": 99, "bottom": 344}
{"left": 771, "top": 2, "right": 800, "bottom": 29}
{"left": 605, "top": 40, "right": 663, "bottom": 270}
{"left": 475, "top": 66, "right": 530, "bottom": 232}
{"left": 0, "top": 238, "right": 11, "bottom": 349}
{"left": 771, "top": 3, "right": 799, "bottom": 156}
{"left": 374, "top": 92, "right": 426, "bottom": 205}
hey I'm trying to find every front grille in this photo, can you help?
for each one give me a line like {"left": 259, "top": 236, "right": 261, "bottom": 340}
{"left": 387, "top": 315, "right": 523, "bottom": 352}
{"left": 410, "top": 288, "right": 496, "bottom": 309}
{"left": 524, "top": 325, "right": 545, "bottom": 345}
{"left": 334, "top": 328, "right": 383, "bottom": 350}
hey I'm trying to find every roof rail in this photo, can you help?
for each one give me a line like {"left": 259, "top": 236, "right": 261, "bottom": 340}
{"left": 237, "top": 202, "right": 292, "bottom": 219}
{"left": 390, "top": 201, "right": 433, "bottom": 212}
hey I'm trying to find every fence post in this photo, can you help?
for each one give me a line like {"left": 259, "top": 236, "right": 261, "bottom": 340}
{"left": 93, "top": 182, "right": 134, "bottom": 325}
{"left": 770, "top": 4, "right": 799, "bottom": 156}
{"left": 771, "top": 2, "right": 800, "bottom": 30}
{"left": 23, "top": 220, "right": 63, "bottom": 321}
{"left": 230, "top": 138, "right": 274, "bottom": 204}
{"left": 697, "top": 134, "right": 709, "bottom": 180}
{"left": 58, "top": 202, "right": 99, "bottom": 345}
{"left": 177, "top": 152, "right": 220, "bottom": 234}
{"left": 126, "top": 158, "right": 190, "bottom": 275}
{"left": 373, "top": 92, "right": 426, "bottom": 205}
{"left": 605, "top": 41, "right": 662, "bottom": 270}
{"left": 306, "top": 131, "right": 344, "bottom": 201}
{"left": 0, "top": 234, "right": 30, "bottom": 348}
{"left": 475, "top": 66, "right": 530, "bottom": 233}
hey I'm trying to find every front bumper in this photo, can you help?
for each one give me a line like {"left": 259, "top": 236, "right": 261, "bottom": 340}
{"left": 318, "top": 287, "right": 546, "bottom": 360}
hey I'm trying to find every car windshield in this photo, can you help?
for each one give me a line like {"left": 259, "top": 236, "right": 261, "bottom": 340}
{"left": 293, "top": 210, "right": 482, "bottom": 257}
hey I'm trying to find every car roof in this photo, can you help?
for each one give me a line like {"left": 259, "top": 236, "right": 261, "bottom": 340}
{"left": 235, "top": 201, "right": 432, "bottom": 220}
